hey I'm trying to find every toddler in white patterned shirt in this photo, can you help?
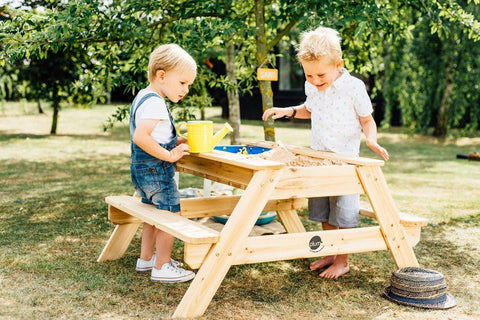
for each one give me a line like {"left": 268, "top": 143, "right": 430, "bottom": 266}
{"left": 262, "top": 26, "right": 389, "bottom": 279}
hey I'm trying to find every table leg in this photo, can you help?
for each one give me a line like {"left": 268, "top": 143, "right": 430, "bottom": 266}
{"left": 173, "top": 169, "right": 283, "bottom": 319}
{"left": 276, "top": 209, "right": 306, "bottom": 233}
{"left": 356, "top": 166, "right": 419, "bottom": 268}
{"left": 97, "top": 222, "right": 141, "bottom": 262}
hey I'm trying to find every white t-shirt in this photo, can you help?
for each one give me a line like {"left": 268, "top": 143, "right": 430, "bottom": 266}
{"left": 134, "top": 89, "right": 174, "bottom": 144}
{"left": 304, "top": 68, "right": 373, "bottom": 157}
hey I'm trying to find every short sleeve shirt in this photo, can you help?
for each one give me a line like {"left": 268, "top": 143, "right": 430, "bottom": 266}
{"left": 134, "top": 89, "right": 174, "bottom": 144}
{"left": 304, "top": 68, "right": 373, "bottom": 157}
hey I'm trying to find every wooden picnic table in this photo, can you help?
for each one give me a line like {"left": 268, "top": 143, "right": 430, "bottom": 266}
{"left": 98, "top": 141, "right": 427, "bottom": 319}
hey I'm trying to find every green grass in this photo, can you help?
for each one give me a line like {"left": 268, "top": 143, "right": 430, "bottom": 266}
{"left": 1, "top": 102, "right": 479, "bottom": 319}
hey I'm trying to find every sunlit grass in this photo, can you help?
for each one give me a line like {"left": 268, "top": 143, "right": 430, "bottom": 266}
{"left": 1, "top": 102, "right": 479, "bottom": 319}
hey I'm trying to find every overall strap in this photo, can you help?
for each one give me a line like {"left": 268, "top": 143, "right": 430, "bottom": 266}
{"left": 164, "top": 101, "right": 177, "bottom": 137}
{"left": 130, "top": 92, "right": 162, "bottom": 124}
{"left": 129, "top": 92, "right": 177, "bottom": 140}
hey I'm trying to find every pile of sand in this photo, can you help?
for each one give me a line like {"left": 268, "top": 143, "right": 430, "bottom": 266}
{"left": 246, "top": 146, "right": 345, "bottom": 167}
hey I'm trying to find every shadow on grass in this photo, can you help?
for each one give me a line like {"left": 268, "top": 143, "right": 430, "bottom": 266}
{"left": 0, "top": 155, "right": 132, "bottom": 247}
{"left": 444, "top": 212, "right": 480, "bottom": 225}
{"left": 0, "top": 127, "right": 129, "bottom": 143}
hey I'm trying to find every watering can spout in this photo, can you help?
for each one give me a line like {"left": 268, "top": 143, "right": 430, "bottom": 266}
{"left": 212, "top": 122, "right": 233, "bottom": 147}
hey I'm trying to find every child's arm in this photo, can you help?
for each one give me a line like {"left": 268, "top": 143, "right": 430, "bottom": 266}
{"left": 359, "top": 115, "right": 389, "bottom": 161}
{"left": 262, "top": 104, "right": 311, "bottom": 121}
{"left": 133, "top": 119, "right": 190, "bottom": 162}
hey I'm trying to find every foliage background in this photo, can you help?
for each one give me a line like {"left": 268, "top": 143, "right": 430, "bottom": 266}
{"left": 1, "top": 0, "right": 479, "bottom": 137}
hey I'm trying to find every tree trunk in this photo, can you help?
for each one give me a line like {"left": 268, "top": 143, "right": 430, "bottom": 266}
{"left": 434, "top": 63, "right": 454, "bottom": 137}
{"left": 255, "top": 0, "right": 275, "bottom": 142}
{"left": 37, "top": 99, "right": 44, "bottom": 114}
{"left": 225, "top": 42, "right": 242, "bottom": 144}
{"left": 50, "top": 89, "right": 60, "bottom": 135}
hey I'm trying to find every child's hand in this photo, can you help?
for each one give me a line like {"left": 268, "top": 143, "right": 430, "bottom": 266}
{"left": 169, "top": 143, "right": 190, "bottom": 162}
{"left": 366, "top": 139, "right": 389, "bottom": 161}
{"left": 177, "top": 136, "right": 188, "bottom": 144}
{"left": 262, "top": 107, "right": 290, "bottom": 121}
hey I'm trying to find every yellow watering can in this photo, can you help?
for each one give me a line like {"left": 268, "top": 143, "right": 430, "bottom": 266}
{"left": 176, "top": 121, "right": 233, "bottom": 153}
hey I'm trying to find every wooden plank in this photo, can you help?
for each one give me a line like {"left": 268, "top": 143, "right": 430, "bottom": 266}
{"left": 231, "top": 226, "right": 420, "bottom": 265}
{"left": 180, "top": 195, "right": 306, "bottom": 218}
{"left": 177, "top": 156, "right": 254, "bottom": 189}
{"left": 173, "top": 169, "right": 282, "bottom": 319}
{"left": 404, "top": 227, "right": 422, "bottom": 247}
{"left": 97, "top": 222, "right": 141, "bottom": 262}
{"left": 184, "top": 243, "right": 213, "bottom": 269}
{"left": 246, "top": 141, "right": 384, "bottom": 166}
{"left": 271, "top": 165, "right": 364, "bottom": 199}
{"left": 108, "top": 205, "right": 141, "bottom": 225}
{"left": 105, "top": 196, "right": 219, "bottom": 245}
{"left": 183, "top": 226, "right": 422, "bottom": 270}
{"left": 234, "top": 227, "right": 385, "bottom": 264}
{"left": 356, "top": 166, "right": 419, "bottom": 268}
{"left": 276, "top": 209, "right": 306, "bottom": 233}
{"left": 359, "top": 209, "right": 428, "bottom": 228}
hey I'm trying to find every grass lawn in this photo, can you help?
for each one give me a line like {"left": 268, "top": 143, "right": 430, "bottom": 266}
{"left": 1, "top": 102, "right": 479, "bottom": 319}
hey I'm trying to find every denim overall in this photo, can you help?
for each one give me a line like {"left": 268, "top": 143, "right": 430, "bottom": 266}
{"left": 129, "top": 92, "right": 181, "bottom": 213}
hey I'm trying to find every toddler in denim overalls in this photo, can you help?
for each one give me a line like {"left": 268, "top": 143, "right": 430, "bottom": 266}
{"left": 129, "top": 44, "right": 197, "bottom": 283}
{"left": 130, "top": 92, "right": 180, "bottom": 213}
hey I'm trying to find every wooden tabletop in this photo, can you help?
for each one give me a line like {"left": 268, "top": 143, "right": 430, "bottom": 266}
{"left": 185, "top": 149, "right": 286, "bottom": 170}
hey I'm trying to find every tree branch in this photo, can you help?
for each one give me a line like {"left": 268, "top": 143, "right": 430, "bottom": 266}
{"left": 266, "top": 20, "right": 298, "bottom": 52}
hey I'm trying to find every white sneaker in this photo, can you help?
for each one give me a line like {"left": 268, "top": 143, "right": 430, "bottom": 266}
{"left": 136, "top": 254, "right": 184, "bottom": 272}
{"left": 136, "top": 254, "right": 156, "bottom": 272}
{"left": 151, "top": 262, "right": 195, "bottom": 283}
{"left": 170, "top": 258, "right": 184, "bottom": 268}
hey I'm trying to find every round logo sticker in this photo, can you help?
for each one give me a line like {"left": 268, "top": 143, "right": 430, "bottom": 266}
{"left": 309, "top": 235, "right": 324, "bottom": 253}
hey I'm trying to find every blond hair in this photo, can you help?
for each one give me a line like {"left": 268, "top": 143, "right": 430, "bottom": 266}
{"left": 297, "top": 26, "right": 342, "bottom": 64}
{"left": 148, "top": 44, "right": 197, "bottom": 82}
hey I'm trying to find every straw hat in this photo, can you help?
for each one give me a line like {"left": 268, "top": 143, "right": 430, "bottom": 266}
{"left": 383, "top": 267, "right": 457, "bottom": 309}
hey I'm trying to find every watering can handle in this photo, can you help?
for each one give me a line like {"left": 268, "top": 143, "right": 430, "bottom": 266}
{"left": 176, "top": 122, "right": 187, "bottom": 139}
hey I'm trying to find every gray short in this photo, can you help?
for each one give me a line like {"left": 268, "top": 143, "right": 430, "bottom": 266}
{"left": 308, "top": 195, "right": 360, "bottom": 228}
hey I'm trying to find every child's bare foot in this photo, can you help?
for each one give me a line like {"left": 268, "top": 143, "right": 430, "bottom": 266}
{"left": 310, "top": 256, "right": 335, "bottom": 270}
{"left": 319, "top": 261, "right": 350, "bottom": 279}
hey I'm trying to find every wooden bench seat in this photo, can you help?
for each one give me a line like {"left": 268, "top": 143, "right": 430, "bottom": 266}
{"left": 359, "top": 209, "right": 428, "bottom": 228}
{"left": 106, "top": 195, "right": 220, "bottom": 244}
{"left": 97, "top": 195, "right": 220, "bottom": 263}
{"left": 358, "top": 208, "right": 427, "bottom": 250}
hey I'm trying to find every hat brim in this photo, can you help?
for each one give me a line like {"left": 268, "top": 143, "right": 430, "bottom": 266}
{"left": 383, "top": 286, "right": 457, "bottom": 309}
